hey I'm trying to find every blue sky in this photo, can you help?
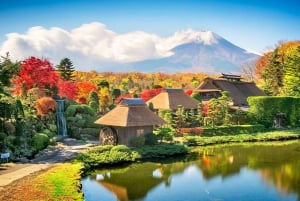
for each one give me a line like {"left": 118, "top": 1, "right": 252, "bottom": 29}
{"left": 0, "top": 0, "right": 299, "bottom": 71}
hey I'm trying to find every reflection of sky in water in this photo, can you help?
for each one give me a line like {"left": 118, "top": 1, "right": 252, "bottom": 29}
{"left": 82, "top": 141, "right": 300, "bottom": 201}
{"left": 81, "top": 177, "right": 116, "bottom": 201}
{"left": 145, "top": 166, "right": 297, "bottom": 201}
{"left": 82, "top": 165, "right": 297, "bottom": 201}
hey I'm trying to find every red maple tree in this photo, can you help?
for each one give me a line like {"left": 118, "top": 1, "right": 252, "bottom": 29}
{"left": 140, "top": 88, "right": 162, "bottom": 102}
{"left": 12, "top": 57, "right": 59, "bottom": 96}
{"left": 57, "top": 80, "right": 78, "bottom": 100}
{"left": 185, "top": 89, "right": 193, "bottom": 96}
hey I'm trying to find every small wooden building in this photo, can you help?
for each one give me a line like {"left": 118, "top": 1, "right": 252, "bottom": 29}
{"left": 196, "top": 74, "right": 265, "bottom": 106}
{"left": 146, "top": 88, "right": 199, "bottom": 110}
{"left": 95, "top": 98, "right": 165, "bottom": 146}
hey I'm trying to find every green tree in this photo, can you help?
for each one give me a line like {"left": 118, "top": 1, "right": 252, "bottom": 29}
{"left": 196, "top": 102, "right": 204, "bottom": 126}
{"left": 153, "top": 125, "right": 174, "bottom": 143}
{"left": 172, "top": 105, "right": 188, "bottom": 128}
{"left": 111, "top": 88, "right": 121, "bottom": 101}
{"left": 97, "top": 79, "right": 110, "bottom": 89}
{"left": 261, "top": 48, "right": 285, "bottom": 95}
{"left": 158, "top": 109, "right": 173, "bottom": 126}
{"left": 218, "top": 91, "right": 232, "bottom": 125}
{"left": 205, "top": 91, "right": 232, "bottom": 126}
{"left": 56, "top": 58, "right": 75, "bottom": 81}
{"left": 283, "top": 46, "right": 300, "bottom": 96}
{"left": 88, "top": 91, "right": 99, "bottom": 112}
{"left": 0, "top": 53, "right": 21, "bottom": 93}
{"left": 191, "top": 92, "right": 202, "bottom": 102}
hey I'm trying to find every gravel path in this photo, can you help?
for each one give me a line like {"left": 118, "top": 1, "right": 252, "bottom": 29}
{"left": 0, "top": 138, "right": 98, "bottom": 191}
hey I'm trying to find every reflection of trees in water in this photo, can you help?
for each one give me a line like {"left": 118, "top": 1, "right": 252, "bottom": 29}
{"left": 89, "top": 141, "right": 300, "bottom": 201}
{"left": 260, "top": 161, "right": 300, "bottom": 197}
{"left": 91, "top": 157, "right": 196, "bottom": 201}
{"left": 194, "top": 141, "right": 300, "bottom": 199}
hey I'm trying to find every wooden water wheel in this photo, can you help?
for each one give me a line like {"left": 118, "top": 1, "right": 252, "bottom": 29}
{"left": 99, "top": 127, "right": 118, "bottom": 145}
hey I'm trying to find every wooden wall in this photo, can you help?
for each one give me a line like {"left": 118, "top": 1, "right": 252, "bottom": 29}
{"left": 115, "top": 126, "right": 153, "bottom": 146}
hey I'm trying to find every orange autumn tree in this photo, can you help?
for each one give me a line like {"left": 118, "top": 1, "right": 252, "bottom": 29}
{"left": 35, "top": 97, "right": 57, "bottom": 116}
{"left": 255, "top": 41, "right": 300, "bottom": 95}
{"left": 75, "top": 81, "right": 97, "bottom": 104}
{"left": 12, "top": 57, "right": 59, "bottom": 96}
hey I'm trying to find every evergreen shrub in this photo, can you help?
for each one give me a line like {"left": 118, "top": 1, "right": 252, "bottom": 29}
{"left": 33, "top": 133, "right": 49, "bottom": 151}
{"left": 130, "top": 136, "right": 145, "bottom": 147}
{"left": 77, "top": 144, "right": 188, "bottom": 168}
{"left": 144, "top": 133, "right": 158, "bottom": 145}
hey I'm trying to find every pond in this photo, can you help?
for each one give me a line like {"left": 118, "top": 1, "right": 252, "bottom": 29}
{"left": 81, "top": 140, "right": 300, "bottom": 201}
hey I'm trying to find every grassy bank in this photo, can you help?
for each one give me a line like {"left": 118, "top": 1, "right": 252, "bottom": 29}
{"left": 183, "top": 128, "right": 300, "bottom": 146}
{"left": 0, "top": 162, "right": 84, "bottom": 201}
{"left": 42, "top": 162, "right": 84, "bottom": 200}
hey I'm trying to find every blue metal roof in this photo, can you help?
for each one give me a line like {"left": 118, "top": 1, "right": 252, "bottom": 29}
{"left": 164, "top": 88, "right": 183, "bottom": 93}
{"left": 120, "top": 98, "right": 145, "bottom": 106}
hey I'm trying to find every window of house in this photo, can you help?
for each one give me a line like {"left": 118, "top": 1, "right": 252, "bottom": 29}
{"left": 137, "top": 129, "right": 144, "bottom": 136}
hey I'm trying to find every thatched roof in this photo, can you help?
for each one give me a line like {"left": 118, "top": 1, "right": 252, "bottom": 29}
{"left": 197, "top": 77, "right": 265, "bottom": 106}
{"left": 146, "top": 88, "right": 199, "bottom": 110}
{"left": 95, "top": 98, "right": 165, "bottom": 127}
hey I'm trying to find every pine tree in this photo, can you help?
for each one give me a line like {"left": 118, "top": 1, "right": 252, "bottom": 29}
{"left": 172, "top": 105, "right": 187, "bottom": 128}
{"left": 56, "top": 58, "right": 75, "bottom": 81}
{"left": 196, "top": 102, "right": 204, "bottom": 126}
{"left": 0, "top": 53, "right": 21, "bottom": 93}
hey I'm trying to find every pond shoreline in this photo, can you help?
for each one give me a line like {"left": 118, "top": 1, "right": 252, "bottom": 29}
{"left": 1, "top": 129, "right": 300, "bottom": 200}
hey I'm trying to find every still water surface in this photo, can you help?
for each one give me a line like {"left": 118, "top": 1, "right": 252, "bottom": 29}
{"left": 82, "top": 140, "right": 300, "bottom": 201}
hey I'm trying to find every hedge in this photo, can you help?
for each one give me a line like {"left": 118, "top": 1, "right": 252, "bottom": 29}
{"left": 247, "top": 96, "right": 300, "bottom": 127}
{"left": 183, "top": 128, "right": 300, "bottom": 146}
{"left": 202, "top": 124, "right": 265, "bottom": 136}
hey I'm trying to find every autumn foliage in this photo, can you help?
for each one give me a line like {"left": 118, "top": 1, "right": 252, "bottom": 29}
{"left": 140, "top": 88, "right": 163, "bottom": 102}
{"left": 176, "top": 127, "right": 204, "bottom": 136}
{"left": 57, "top": 80, "right": 78, "bottom": 99}
{"left": 12, "top": 57, "right": 59, "bottom": 96}
{"left": 35, "top": 97, "right": 57, "bottom": 116}
{"left": 74, "top": 81, "right": 97, "bottom": 104}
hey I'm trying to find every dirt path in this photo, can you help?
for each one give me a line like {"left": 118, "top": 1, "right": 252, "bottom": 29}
{"left": 0, "top": 138, "right": 98, "bottom": 191}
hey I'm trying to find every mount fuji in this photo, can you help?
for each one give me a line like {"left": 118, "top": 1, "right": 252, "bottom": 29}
{"left": 127, "top": 31, "right": 259, "bottom": 73}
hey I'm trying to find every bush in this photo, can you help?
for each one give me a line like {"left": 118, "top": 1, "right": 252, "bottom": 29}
{"left": 130, "top": 136, "right": 145, "bottom": 147}
{"left": 65, "top": 104, "right": 95, "bottom": 117}
{"left": 33, "top": 133, "right": 49, "bottom": 151}
{"left": 41, "top": 129, "right": 54, "bottom": 137}
{"left": 144, "top": 133, "right": 158, "bottom": 145}
{"left": 154, "top": 126, "right": 174, "bottom": 142}
{"left": 134, "top": 144, "right": 189, "bottom": 159}
{"left": 77, "top": 144, "right": 189, "bottom": 168}
{"left": 65, "top": 104, "right": 97, "bottom": 138}
{"left": 80, "top": 128, "right": 100, "bottom": 136}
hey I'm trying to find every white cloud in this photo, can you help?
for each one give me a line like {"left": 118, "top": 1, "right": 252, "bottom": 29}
{"left": 0, "top": 22, "right": 217, "bottom": 71}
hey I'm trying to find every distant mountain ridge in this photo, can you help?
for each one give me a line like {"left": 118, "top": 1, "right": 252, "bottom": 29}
{"left": 128, "top": 31, "right": 259, "bottom": 73}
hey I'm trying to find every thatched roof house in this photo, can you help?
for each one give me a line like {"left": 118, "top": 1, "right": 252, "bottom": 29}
{"left": 95, "top": 98, "right": 165, "bottom": 146}
{"left": 146, "top": 88, "right": 199, "bottom": 110}
{"left": 196, "top": 74, "right": 265, "bottom": 106}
